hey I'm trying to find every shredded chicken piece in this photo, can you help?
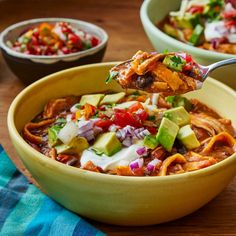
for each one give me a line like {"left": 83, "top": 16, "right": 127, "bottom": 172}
{"left": 190, "top": 113, "right": 230, "bottom": 137}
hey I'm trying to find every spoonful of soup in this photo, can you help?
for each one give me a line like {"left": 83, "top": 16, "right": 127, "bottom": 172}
{"left": 107, "top": 50, "right": 236, "bottom": 96}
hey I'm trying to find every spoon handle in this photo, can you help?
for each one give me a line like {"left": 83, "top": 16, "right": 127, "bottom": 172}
{"left": 208, "top": 57, "right": 236, "bottom": 74}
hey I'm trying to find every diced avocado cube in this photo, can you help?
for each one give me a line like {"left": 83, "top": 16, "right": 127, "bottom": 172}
{"left": 156, "top": 118, "right": 179, "bottom": 152}
{"left": 166, "top": 96, "right": 193, "bottom": 112}
{"left": 92, "top": 132, "right": 122, "bottom": 156}
{"left": 48, "top": 126, "right": 62, "bottom": 147}
{"left": 144, "top": 135, "right": 159, "bottom": 149}
{"left": 164, "top": 106, "right": 190, "bottom": 127}
{"left": 55, "top": 137, "right": 89, "bottom": 154}
{"left": 177, "top": 125, "right": 200, "bottom": 150}
{"left": 79, "top": 94, "right": 105, "bottom": 107}
{"left": 189, "top": 24, "right": 204, "bottom": 46}
{"left": 163, "top": 24, "right": 178, "bottom": 38}
{"left": 174, "top": 13, "right": 199, "bottom": 29}
{"left": 100, "top": 92, "right": 126, "bottom": 105}
{"left": 163, "top": 55, "right": 186, "bottom": 72}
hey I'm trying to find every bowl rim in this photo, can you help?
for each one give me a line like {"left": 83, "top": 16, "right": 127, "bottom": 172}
{"left": 0, "top": 17, "right": 108, "bottom": 60}
{"left": 7, "top": 62, "right": 236, "bottom": 183}
{"left": 140, "top": 0, "right": 236, "bottom": 60}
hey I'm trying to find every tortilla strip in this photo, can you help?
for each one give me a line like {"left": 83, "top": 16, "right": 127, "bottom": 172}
{"left": 152, "top": 62, "right": 184, "bottom": 91}
{"left": 201, "top": 132, "right": 236, "bottom": 155}
{"left": 23, "top": 118, "right": 55, "bottom": 144}
{"left": 159, "top": 153, "right": 187, "bottom": 176}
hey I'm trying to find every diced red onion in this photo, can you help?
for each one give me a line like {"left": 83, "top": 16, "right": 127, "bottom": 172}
{"left": 211, "top": 38, "right": 220, "bottom": 49}
{"left": 129, "top": 158, "right": 144, "bottom": 171}
{"left": 77, "top": 120, "right": 94, "bottom": 135}
{"left": 93, "top": 126, "right": 103, "bottom": 136}
{"left": 136, "top": 147, "right": 147, "bottom": 156}
{"left": 134, "top": 128, "right": 150, "bottom": 139}
{"left": 116, "top": 125, "right": 150, "bottom": 144}
{"left": 175, "top": 52, "right": 187, "bottom": 60}
{"left": 147, "top": 159, "right": 161, "bottom": 172}
{"left": 80, "top": 129, "right": 94, "bottom": 141}
{"left": 108, "top": 124, "right": 119, "bottom": 132}
{"left": 122, "top": 136, "right": 133, "bottom": 147}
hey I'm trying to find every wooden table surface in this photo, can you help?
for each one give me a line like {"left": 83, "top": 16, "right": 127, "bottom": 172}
{"left": 0, "top": 0, "right": 236, "bottom": 235}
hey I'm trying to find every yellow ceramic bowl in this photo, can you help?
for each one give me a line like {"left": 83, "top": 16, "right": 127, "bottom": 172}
{"left": 7, "top": 63, "right": 236, "bottom": 226}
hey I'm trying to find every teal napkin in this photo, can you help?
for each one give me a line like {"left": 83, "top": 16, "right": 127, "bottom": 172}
{"left": 0, "top": 145, "right": 105, "bottom": 236}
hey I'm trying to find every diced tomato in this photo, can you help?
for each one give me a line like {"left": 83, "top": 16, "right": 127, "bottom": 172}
{"left": 68, "top": 33, "right": 80, "bottom": 45}
{"left": 146, "top": 126, "right": 157, "bottom": 135}
{"left": 225, "top": 20, "right": 236, "bottom": 28}
{"left": 91, "top": 36, "right": 99, "bottom": 47}
{"left": 136, "top": 110, "right": 148, "bottom": 121}
{"left": 187, "top": 5, "right": 204, "bottom": 14}
{"left": 113, "top": 110, "right": 141, "bottom": 128}
{"left": 99, "top": 105, "right": 107, "bottom": 111}
{"left": 33, "top": 30, "right": 40, "bottom": 39}
{"left": 183, "top": 63, "right": 193, "bottom": 71}
{"left": 185, "top": 53, "right": 193, "bottom": 63}
{"left": 137, "top": 95, "right": 147, "bottom": 102}
{"left": 31, "top": 36, "right": 39, "bottom": 45}
{"left": 98, "top": 113, "right": 109, "bottom": 119}
{"left": 128, "top": 102, "right": 144, "bottom": 113}
{"left": 84, "top": 103, "right": 96, "bottom": 120}
{"left": 94, "top": 119, "right": 113, "bottom": 130}
{"left": 61, "top": 46, "right": 70, "bottom": 54}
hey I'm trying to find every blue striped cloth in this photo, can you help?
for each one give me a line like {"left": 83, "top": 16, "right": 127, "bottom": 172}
{"left": 0, "top": 145, "right": 106, "bottom": 236}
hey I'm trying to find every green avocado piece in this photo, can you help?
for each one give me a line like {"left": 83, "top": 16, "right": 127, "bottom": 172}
{"left": 92, "top": 132, "right": 122, "bottom": 156}
{"left": 100, "top": 92, "right": 126, "bottom": 105}
{"left": 189, "top": 24, "right": 204, "bottom": 46}
{"left": 164, "top": 106, "right": 190, "bottom": 127}
{"left": 166, "top": 96, "right": 193, "bottom": 112}
{"left": 174, "top": 13, "right": 200, "bottom": 29}
{"left": 177, "top": 125, "right": 200, "bottom": 150}
{"left": 55, "top": 137, "right": 89, "bottom": 154}
{"left": 156, "top": 118, "right": 179, "bottom": 152}
{"left": 48, "top": 126, "right": 62, "bottom": 147}
{"left": 163, "top": 24, "right": 178, "bottom": 38}
{"left": 79, "top": 94, "right": 105, "bottom": 107}
{"left": 163, "top": 55, "right": 186, "bottom": 72}
{"left": 144, "top": 135, "right": 159, "bottom": 149}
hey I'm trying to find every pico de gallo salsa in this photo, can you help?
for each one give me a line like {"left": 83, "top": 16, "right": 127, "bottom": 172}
{"left": 160, "top": 0, "right": 236, "bottom": 54}
{"left": 7, "top": 22, "right": 100, "bottom": 56}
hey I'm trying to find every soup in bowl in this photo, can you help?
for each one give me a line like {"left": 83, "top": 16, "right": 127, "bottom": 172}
{"left": 7, "top": 62, "right": 236, "bottom": 225}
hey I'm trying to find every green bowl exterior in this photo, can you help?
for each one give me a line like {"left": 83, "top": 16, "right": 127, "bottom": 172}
{"left": 7, "top": 63, "right": 236, "bottom": 226}
{"left": 140, "top": 0, "right": 236, "bottom": 90}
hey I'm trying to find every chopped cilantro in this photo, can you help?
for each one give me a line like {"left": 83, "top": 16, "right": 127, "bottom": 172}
{"left": 170, "top": 55, "right": 183, "bottom": 65}
{"left": 75, "top": 104, "right": 82, "bottom": 109}
{"left": 106, "top": 71, "right": 119, "bottom": 84}
{"left": 148, "top": 115, "right": 156, "bottom": 121}
{"left": 164, "top": 48, "right": 169, "bottom": 54}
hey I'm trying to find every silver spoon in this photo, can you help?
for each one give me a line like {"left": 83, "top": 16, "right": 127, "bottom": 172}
{"left": 199, "top": 57, "right": 236, "bottom": 80}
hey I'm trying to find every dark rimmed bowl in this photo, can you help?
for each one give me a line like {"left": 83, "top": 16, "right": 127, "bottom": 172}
{"left": 0, "top": 18, "right": 108, "bottom": 85}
